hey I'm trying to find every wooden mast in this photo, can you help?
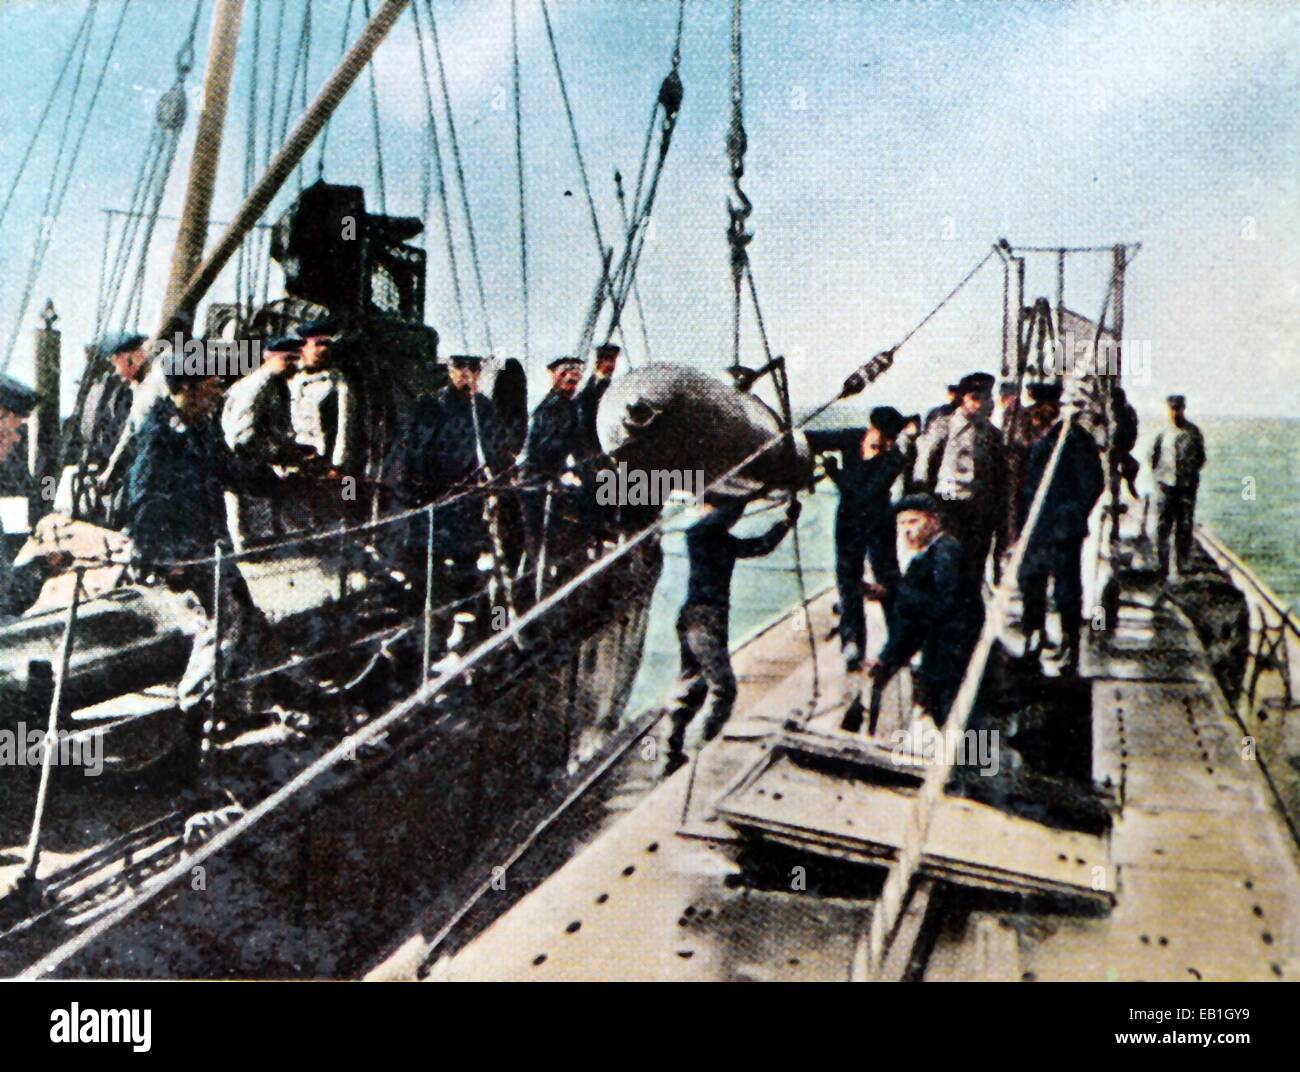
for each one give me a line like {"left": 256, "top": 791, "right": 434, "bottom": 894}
{"left": 161, "top": 0, "right": 246, "bottom": 335}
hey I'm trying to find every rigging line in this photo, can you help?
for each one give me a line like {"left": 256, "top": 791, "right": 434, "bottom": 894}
{"left": 361, "top": 0, "right": 388, "bottom": 215}
{"left": 0, "top": 0, "right": 96, "bottom": 234}
{"left": 3, "top": 0, "right": 133, "bottom": 374}
{"left": 410, "top": 0, "right": 469, "bottom": 351}
{"left": 97, "top": 128, "right": 157, "bottom": 333}
{"left": 511, "top": 0, "right": 529, "bottom": 367}
{"left": 891, "top": 246, "right": 998, "bottom": 352}
{"left": 317, "top": 0, "right": 356, "bottom": 179}
{"left": 252, "top": 0, "right": 287, "bottom": 306}
{"left": 258, "top": 0, "right": 313, "bottom": 306}
{"left": 237, "top": 0, "right": 263, "bottom": 318}
{"left": 296, "top": 0, "right": 311, "bottom": 192}
{"left": 629, "top": 0, "right": 683, "bottom": 220}
{"left": 613, "top": 173, "right": 649, "bottom": 366}
{"left": 605, "top": 72, "right": 680, "bottom": 341}
{"left": 425, "top": 0, "right": 494, "bottom": 356}
{"left": 123, "top": 123, "right": 184, "bottom": 333}
{"left": 538, "top": 0, "right": 618, "bottom": 348}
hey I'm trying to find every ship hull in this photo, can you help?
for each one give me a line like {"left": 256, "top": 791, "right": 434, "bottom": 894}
{"left": 1, "top": 540, "right": 663, "bottom": 978}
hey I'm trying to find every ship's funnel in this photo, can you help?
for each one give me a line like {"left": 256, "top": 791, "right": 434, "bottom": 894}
{"left": 595, "top": 363, "right": 811, "bottom": 493}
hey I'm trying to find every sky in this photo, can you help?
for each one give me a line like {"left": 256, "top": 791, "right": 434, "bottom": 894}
{"left": 0, "top": 0, "right": 1296, "bottom": 418}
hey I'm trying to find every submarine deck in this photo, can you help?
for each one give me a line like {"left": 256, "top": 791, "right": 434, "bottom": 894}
{"left": 428, "top": 539, "right": 1300, "bottom": 983}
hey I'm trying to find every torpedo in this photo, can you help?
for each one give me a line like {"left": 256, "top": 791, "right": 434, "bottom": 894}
{"left": 593, "top": 363, "right": 812, "bottom": 496}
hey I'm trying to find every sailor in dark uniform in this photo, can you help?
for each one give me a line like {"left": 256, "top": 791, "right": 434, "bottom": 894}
{"left": 0, "top": 374, "right": 40, "bottom": 615}
{"left": 392, "top": 355, "right": 505, "bottom": 611}
{"left": 577, "top": 342, "right": 619, "bottom": 444}
{"left": 867, "top": 493, "right": 984, "bottom": 735}
{"left": 521, "top": 356, "right": 594, "bottom": 562}
{"left": 666, "top": 492, "right": 800, "bottom": 771}
{"left": 1016, "top": 384, "right": 1104, "bottom": 671}
{"left": 1109, "top": 385, "right": 1140, "bottom": 499}
{"left": 806, "top": 405, "right": 907, "bottom": 671}
{"left": 123, "top": 367, "right": 262, "bottom": 712}
{"left": 578, "top": 342, "right": 620, "bottom": 533}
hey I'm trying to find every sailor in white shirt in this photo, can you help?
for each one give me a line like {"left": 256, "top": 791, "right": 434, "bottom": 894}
{"left": 287, "top": 318, "right": 353, "bottom": 472}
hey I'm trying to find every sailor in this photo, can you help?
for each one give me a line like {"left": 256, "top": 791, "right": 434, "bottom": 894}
{"left": 993, "top": 380, "right": 1033, "bottom": 579}
{"left": 1109, "top": 385, "right": 1140, "bottom": 499}
{"left": 0, "top": 374, "right": 40, "bottom": 614}
{"left": 1016, "top": 383, "right": 1104, "bottom": 671}
{"left": 221, "top": 336, "right": 308, "bottom": 545}
{"left": 521, "top": 356, "right": 593, "bottom": 558}
{"left": 806, "top": 405, "right": 907, "bottom": 671}
{"left": 1150, "top": 393, "right": 1206, "bottom": 578}
{"left": 92, "top": 332, "right": 166, "bottom": 518}
{"left": 222, "top": 337, "right": 304, "bottom": 464}
{"left": 922, "top": 383, "right": 960, "bottom": 433}
{"left": 123, "top": 366, "right": 262, "bottom": 712}
{"left": 913, "top": 371, "right": 1006, "bottom": 586}
{"left": 398, "top": 354, "right": 506, "bottom": 560}
{"left": 578, "top": 342, "right": 620, "bottom": 445}
{"left": 288, "top": 318, "right": 354, "bottom": 474}
{"left": 665, "top": 492, "right": 800, "bottom": 771}
{"left": 866, "top": 493, "right": 984, "bottom": 738}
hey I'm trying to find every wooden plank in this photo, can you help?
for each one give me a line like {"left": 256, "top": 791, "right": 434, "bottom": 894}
{"left": 716, "top": 752, "right": 1113, "bottom": 898}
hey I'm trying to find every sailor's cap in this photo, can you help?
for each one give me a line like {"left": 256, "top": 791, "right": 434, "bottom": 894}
{"left": 594, "top": 342, "right": 621, "bottom": 358}
{"left": 88, "top": 331, "right": 147, "bottom": 361}
{"left": 956, "top": 371, "right": 995, "bottom": 396}
{"left": 264, "top": 336, "right": 303, "bottom": 353}
{"left": 547, "top": 355, "right": 584, "bottom": 371}
{"left": 0, "top": 374, "right": 39, "bottom": 417}
{"left": 895, "top": 492, "right": 941, "bottom": 516}
{"left": 448, "top": 354, "right": 485, "bottom": 369}
{"left": 1026, "top": 381, "right": 1063, "bottom": 403}
{"left": 869, "top": 405, "right": 906, "bottom": 438}
{"left": 1166, "top": 394, "right": 1187, "bottom": 408}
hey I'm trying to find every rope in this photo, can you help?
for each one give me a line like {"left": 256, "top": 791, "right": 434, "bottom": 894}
{"left": 0, "top": 0, "right": 96, "bottom": 234}
{"left": 511, "top": 0, "right": 530, "bottom": 367}
{"left": 361, "top": 0, "right": 389, "bottom": 216}
{"left": 2, "top": 0, "right": 133, "bottom": 373}
{"left": 317, "top": 0, "right": 356, "bottom": 178}
{"left": 411, "top": 0, "right": 470, "bottom": 350}
{"left": 613, "top": 171, "right": 650, "bottom": 365}
{"left": 424, "top": 0, "right": 495, "bottom": 356}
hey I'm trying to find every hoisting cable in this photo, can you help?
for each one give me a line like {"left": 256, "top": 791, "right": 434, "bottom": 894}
{"left": 2, "top": 0, "right": 133, "bottom": 373}
{"left": 424, "top": 0, "right": 495, "bottom": 356}
{"left": 613, "top": 170, "right": 650, "bottom": 365}
{"left": 726, "top": 0, "right": 750, "bottom": 371}
{"left": 602, "top": 1, "right": 684, "bottom": 344}
{"left": 24, "top": 249, "right": 997, "bottom": 980}
{"left": 410, "top": 0, "right": 470, "bottom": 351}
